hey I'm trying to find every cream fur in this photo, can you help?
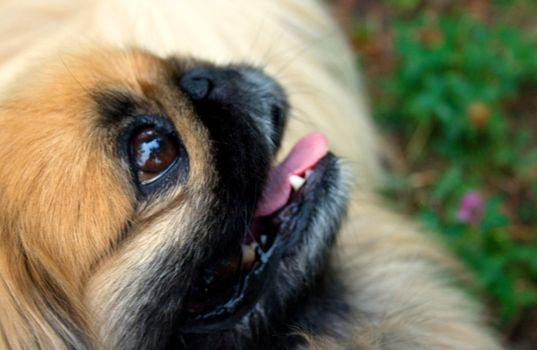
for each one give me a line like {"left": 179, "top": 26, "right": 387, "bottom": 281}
{"left": 0, "top": 0, "right": 504, "bottom": 349}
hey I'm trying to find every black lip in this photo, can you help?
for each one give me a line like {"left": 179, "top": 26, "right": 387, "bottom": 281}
{"left": 178, "top": 153, "right": 340, "bottom": 333}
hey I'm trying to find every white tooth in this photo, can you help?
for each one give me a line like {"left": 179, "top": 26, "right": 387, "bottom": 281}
{"left": 305, "top": 170, "right": 313, "bottom": 179}
{"left": 260, "top": 234, "right": 267, "bottom": 246}
{"left": 289, "top": 175, "right": 306, "bottom": 191}
{"left": 241, "top": 244, "right": 256, "bottom": 264}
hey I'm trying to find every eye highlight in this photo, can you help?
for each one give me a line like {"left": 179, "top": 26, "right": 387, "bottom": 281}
{"left": 131, "top": 127, "right": 179, "bottom": 184}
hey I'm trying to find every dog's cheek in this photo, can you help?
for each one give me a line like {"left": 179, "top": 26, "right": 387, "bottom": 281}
{"left": 83, "top": 147, "right": 216, "bottom": 348}
{"left": 84, "top": 201, "right": 207, "bottom": 349}
{"left": 0, "top": 122, "right": 135, "bottom": 285}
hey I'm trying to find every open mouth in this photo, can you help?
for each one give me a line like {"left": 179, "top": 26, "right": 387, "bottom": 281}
{"left": 179, "top": 132, "right": 342, "bottom": 332}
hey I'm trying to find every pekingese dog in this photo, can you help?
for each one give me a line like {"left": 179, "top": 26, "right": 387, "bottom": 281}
{"left": 0, "top": 0, "right": 504, "bottom": 349}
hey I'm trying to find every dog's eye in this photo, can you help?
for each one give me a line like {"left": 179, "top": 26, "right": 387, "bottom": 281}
{"left": 131, "top": 127, "right": 179, "bottom": 184}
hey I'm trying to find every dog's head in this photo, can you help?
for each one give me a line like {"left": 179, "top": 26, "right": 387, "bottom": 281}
{"left": 0, "top": 49, "right": 348, "bottom": 349}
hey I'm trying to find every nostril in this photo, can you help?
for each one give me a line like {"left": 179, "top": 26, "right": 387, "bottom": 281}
{"left": 180, "top": 69, "right": 213, "bottom": 101}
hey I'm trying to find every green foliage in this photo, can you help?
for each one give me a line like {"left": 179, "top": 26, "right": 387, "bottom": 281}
{"left": 367, "top": 14, "right": 537, "bottom": 326}
{"left": 380, "top": 16, "right": 537, "bottom": 163}
{"left": 384, "top": 0, "right": 421, "bottom": 12}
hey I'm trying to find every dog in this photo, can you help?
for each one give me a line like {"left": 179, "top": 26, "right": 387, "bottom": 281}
{"left": 0, "top": 0, "right": 504, "bottom": 349}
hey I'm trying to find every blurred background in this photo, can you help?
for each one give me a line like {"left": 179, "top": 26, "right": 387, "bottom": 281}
{"left": 326, "top": 0, "right": 537, "bottom": 348}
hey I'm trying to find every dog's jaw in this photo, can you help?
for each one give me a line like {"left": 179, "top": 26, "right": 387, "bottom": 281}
{"left": 172, "top": 157, "right": 351, "bottom": 350}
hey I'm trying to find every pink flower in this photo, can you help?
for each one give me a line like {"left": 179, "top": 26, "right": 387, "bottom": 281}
{"left": 457, "top": 191, "right": 484, "bottom": 225}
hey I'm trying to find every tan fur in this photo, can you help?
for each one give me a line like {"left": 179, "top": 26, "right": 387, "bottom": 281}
{"left": 0, "top": 0, "right": 504, "bottom": 349}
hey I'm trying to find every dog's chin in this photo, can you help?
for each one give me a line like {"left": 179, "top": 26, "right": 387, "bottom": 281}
{"left": 175, "top": 143, "right": 348, "bottom": 344}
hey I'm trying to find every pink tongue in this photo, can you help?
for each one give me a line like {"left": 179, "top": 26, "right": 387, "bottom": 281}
{"left": 255, "top": 132, "right": 328, "bottom": 217}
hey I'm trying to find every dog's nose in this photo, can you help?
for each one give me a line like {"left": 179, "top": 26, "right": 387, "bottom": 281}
{"left": 180, "top": 68, "right": 243, "bottom": 102}
{"left": 179, "top": 68, "right": 214, "bottom": 101}
{"left": 179, "top": 66, "right": 288, "bottom": 151}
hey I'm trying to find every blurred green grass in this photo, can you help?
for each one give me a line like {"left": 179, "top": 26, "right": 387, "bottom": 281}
{"left": 330, "top": 0, "right": 537, "bottom": 344}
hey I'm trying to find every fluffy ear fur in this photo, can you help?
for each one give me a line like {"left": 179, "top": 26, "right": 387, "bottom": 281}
{"left": 0, "top": 0, "right": 504, "bottom": 349}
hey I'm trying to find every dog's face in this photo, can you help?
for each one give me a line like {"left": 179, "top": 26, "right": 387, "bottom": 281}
{"left": 0, "top": 49, "right": 348, "bottom": 349}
